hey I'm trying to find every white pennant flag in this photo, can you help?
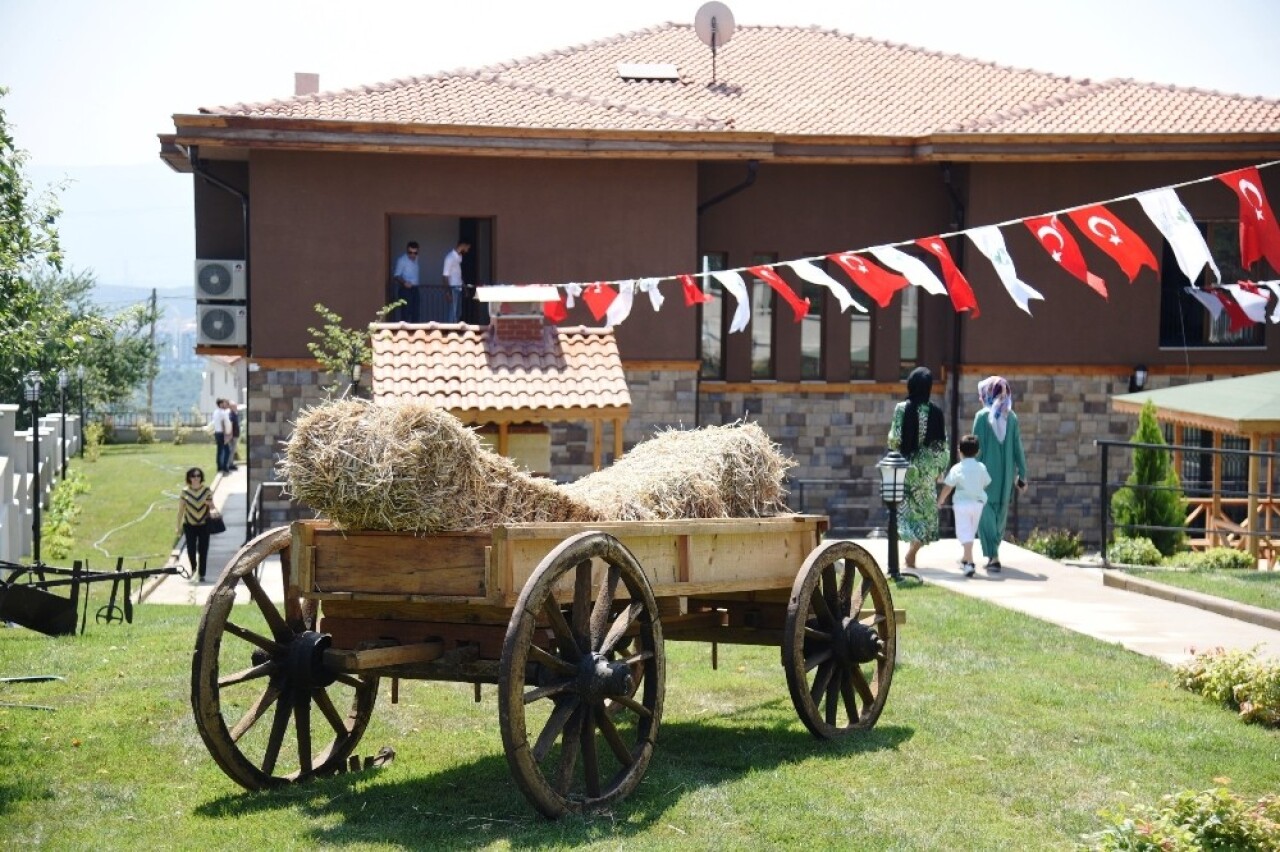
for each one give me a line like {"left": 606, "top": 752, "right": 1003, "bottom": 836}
{"left": 787, "top": 260, "right": 866, "bottom": 313}
{"left": 1186, "top": 287, "right": 1224, "bottom": 320}
{"left": 867, "top": 245, "right": 947, "bottom": 296}
{"left": 968, "top": 226, "right": 1044, "bottom": 314}
{"left": 605, "top": 279, "right": 636, "bottom": 327}
{"left": 1260, "top": 281, "right": 1280, "bottom": 322}
{"left": 563, "top": 282, "right": 583, "bottom": 309}
{"left": 1223, "top": 284, "right": 1270, "bottom": 325}
{"left": 712, "top": 270, "right": 752, "bottom": 333}
{"left": 1137, "top": 188, "right": 1221, "bottom": 285}
{"left": 638, "top": 277, "right": 663, "bottom": 312}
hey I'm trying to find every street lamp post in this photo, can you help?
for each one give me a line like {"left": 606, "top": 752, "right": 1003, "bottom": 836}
{"left": 77, "top": 365, "right": 86, "bottom": 459}
{"left": 348, "top": 362, "right": 363, "bottom": 398}
{"left": 58, "top": 368, "right": 69, "bottom": 480}
{"left": 24, "top": 371, "right": 43, "bottom": 566}
{"left": 876, "top": 450, "right": 921, "bottom": 584}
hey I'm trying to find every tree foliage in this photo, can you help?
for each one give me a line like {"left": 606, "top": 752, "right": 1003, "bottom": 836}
{"left": 1110, "top": 400, "right": 1187, "bottom": 556}
{"left": 1, "top": 88, "right": 159, "bottom": 421}
{"left": 306, "top": 302, "right": 399, "bottom": 395}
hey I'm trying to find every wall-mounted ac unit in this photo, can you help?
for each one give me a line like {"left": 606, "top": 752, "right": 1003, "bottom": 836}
{"left": 195, "top": 259, "right": 247, "bottom": 301}
{"left": 197, "top": 304, "right": 247, "bottom": 346}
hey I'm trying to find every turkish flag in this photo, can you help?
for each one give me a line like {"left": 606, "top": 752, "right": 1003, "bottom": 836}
{"left": 747, "top": 265, "right": 810, "bottom": 322}
{"left": 1217, "top": 166, "right": 1280, "bottom": 274}
{"left": 1065, "top": 204, "right": 1158, "bottom": 283}
{"left": 1211, "top": 288, "right": 1253, "bottom": 333}
{"left": 542, "top": 293, "right": 567, "bottom": 324}
{"left": 680, "top": 273, "right": 712, "bottom": 306}
{"left": 1025, "top": 215, "right": 1108, "bottom": 298}
{"left": 827, "top": 251, "right": 909, "bottom": 308}
{"left": 581, "top": 282, "right": 617, "bottom": 321}
{"left": 916, "top": 236, "right": 979, "bottom": 317}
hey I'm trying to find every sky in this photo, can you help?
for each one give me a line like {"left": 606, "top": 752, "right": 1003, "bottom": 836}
{"left": 3, "top": 0, "right": 1279, "bottom": 294}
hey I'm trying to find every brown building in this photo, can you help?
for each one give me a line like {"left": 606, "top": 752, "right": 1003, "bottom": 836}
{"left": 159, "top": 23, "right": 1280, "bottom": 539}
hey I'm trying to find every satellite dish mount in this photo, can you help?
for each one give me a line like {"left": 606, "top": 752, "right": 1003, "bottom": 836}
{"left": 694, "top": 2, "right": 736, "bottom": 85}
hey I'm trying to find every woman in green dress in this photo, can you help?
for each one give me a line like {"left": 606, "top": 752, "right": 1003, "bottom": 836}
{"left": 972, "top": 376, "right": 1028, "bottom": 572}
{"left": 888, "top": 367, "right": 949, "bottom": 568}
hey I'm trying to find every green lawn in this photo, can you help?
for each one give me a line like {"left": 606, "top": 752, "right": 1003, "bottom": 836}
{"left": 2, "top": 586, "right": 1276, "bottom": 850}
{"left": 60, "top": 442, "right": 212, "bottom": 572}
{"left": 1126, "top": 567, "right": 1280, "bottom": 613}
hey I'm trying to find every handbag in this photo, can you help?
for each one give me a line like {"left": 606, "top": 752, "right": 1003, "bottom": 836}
{"left": 207, "top": 510, "right": 227, "bottom": 535}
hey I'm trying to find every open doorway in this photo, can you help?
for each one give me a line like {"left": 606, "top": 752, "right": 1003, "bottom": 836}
{"left": 387, "top": 215, "right": 493, "bottom": 324}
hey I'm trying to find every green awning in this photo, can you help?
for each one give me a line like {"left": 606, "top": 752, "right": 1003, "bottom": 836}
{"left": 1111, "top": 371, "right": 1280, "bottom": 436}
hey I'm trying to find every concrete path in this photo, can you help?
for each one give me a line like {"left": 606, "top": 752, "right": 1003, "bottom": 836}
{"left": 140, "top": 469, "right": 1279, "bottom": 667}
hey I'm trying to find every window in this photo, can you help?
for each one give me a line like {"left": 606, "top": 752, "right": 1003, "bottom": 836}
{"left": 1159, "top": 220, "right": 1262, "bottom": 347}
{"left": 899, "top": 285, "right": 920, "bottom": 378}
{"left": 699, "top": 252, "right": 727, "bottom": 379}
{"left": 799, "top": 272, "right": 825, "bottom": 380}
{"left": 850, "top": 308, "right": 871, "bottom": 380}
{"left": 749, "top": 253, "right": 777, "bottom": 379}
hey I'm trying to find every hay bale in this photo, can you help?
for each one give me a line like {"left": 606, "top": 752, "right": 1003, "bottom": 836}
{"left": 561, "top": 422, "right": 793, "bottom": 521}
{"left": 280, "top": 399, "right": 794, "bottom": 533}
{"left": 279, "top": 398, "right": 599, "bottom": 533}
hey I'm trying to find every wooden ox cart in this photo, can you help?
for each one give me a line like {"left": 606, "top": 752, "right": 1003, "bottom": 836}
{"left": 191, "top": 515, "right": 897, "bottom": 817}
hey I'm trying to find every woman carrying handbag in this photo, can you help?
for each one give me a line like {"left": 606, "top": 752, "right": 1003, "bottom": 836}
{"left": 176, "top": 467, "right": 217, "bottom": 582}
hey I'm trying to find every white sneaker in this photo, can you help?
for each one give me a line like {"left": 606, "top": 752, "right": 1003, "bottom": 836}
{"left": 962, "top": 562, "right": 976, "bottom": 577}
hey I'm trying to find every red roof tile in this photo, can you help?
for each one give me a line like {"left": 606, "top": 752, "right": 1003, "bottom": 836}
{"left": 370, "top": 322, "right": 631, "bottom": 423}
{"left": 199, "top": 23, "right": 1280, "bottom": 139}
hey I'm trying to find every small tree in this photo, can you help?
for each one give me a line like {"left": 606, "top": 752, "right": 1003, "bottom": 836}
{"left": 1111, "top": 400, "right": 1186, "bottom": 556}
{"left": 306, "top": 302, "right": 400, "bottom": 395}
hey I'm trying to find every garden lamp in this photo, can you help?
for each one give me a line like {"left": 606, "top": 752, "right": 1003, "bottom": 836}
{"left": 876, "top": 450, "right": 920, "bottom": 583}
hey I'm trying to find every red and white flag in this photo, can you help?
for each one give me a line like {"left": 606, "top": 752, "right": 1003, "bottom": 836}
{"left": 1212, "top": 289, "right": 1254, "bottom": 333}
{"left": 581, "top": 282, "right": 617, "bottom": 321}
{"left": 828, "top": 251, "right": 909, "bottom": 308}
{"left": 680, "top": 273, "right": 712, "bottom": 306}
{"left": 1217, "top": 166, "right": 1280, "bottom": 274}
{"left": 1065, "top": 204, "right": 1158, "bottom": 283}
{"left": 747, "top": 265, "right": 810, "bottom": 322}
{"left": 1025, "top": 215, "right": 1108, "bottom": 298}
{"left": 916, "top": 236, "right": 979, "bottom": 317}
{"left": 867, "top": 245, "right": 948, "bottom": 296}
{"left": 605, "top": 280, "right": 636, "bottom": 327}
{"left": 1224, "top": 283, "right": 1271, "bottom": 325}
{"left": 787, "top": 259, "right": 866, "bottom": 313}
{"left": 542, "top": 292, "right": 568, "bottom": 323}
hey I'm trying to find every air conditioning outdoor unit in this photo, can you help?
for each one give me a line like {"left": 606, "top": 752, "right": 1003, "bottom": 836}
{"left": 197, "top": 304, "right": 247, "bottom": 346}
{"left": 195, "top": 259, "right": 247, "bottom": 301}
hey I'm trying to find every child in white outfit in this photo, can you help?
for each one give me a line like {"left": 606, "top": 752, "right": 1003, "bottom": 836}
{"left": 937, "top": 434, "right": 992, "bottom": 577}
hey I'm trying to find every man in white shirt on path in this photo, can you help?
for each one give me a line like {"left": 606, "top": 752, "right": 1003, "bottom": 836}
{"left": 442, "top": 240, "right": 470, "bottom": 324}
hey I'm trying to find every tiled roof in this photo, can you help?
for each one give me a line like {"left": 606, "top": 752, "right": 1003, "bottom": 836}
{"left": 370, "top": 322, "right": 631, "bottom": 423}
{"left": 201, "top": 23, "right": 1280, "bottom": 139}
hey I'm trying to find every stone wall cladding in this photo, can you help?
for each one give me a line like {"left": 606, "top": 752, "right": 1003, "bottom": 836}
{"left": 248, "top": 366, "right": 1248, "bottom": 546}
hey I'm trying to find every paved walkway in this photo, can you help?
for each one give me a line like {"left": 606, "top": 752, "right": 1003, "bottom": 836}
{"left": 140, "top": 470, "right": 1279, "bottom": 666}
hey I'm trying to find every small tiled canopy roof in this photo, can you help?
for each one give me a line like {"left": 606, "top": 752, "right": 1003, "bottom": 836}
{"left": 1112, "top": 371, "right": 1280, "bottom": 436}
{"left": 370, "top": 322, "right": 631, "bottom": 425}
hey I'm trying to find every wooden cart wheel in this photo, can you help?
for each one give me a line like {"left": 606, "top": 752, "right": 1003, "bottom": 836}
{"left": 191, "top": 526, "right": 378, "bottom": 790}
{"left": 783, "top": 539, "right": 896, "bottom": 739}
{"left": 499, "top": 531, "right": 665, "bottom": 818}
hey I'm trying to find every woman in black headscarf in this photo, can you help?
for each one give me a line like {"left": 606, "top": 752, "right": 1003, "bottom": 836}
{"left": 887, "top": 366, "right": 949, "bottom": 568}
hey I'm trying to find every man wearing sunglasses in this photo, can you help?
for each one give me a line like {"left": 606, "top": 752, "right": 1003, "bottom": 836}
{"left": 392, "top": 240, "right": 422, "bottom": 322}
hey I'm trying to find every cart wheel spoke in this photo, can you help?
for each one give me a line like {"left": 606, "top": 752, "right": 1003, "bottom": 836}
{"left": 218, "top": 660, "right": 277, "bottom": 688}
{"left": 500, "top": 531, "right": 664, "bottom": 818}
{"left": 785, "top": 540, "right": 896, "bottom": 739}
{"left": 192, "top": 526, "right": 378, "bottom": 791}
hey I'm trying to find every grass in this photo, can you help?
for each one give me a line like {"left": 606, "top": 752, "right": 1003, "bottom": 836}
{"left": 4, "top": 585, "right": 1278, "bottom": 850}
{"left": 59, "top": 442, "right": 212, "bottom": 573}
{"left": 1125, "top": 567, "right": 1280, "bottom": 613}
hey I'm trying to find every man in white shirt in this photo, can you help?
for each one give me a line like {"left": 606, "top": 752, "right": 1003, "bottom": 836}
{"left": 442, "top": 240, "right": 470, "bottom": 324}
{"left": 210, "top": 398, "right": 234, "bottom": 473}
{"left": 392, "top": 241, "right": 421, "bottom": 322}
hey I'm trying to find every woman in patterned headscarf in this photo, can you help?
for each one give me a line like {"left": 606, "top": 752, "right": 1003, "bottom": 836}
{"left": 887, "top": 366, "right": 949, "bottom": 568}
{"left": 972, "top": 376, "right": 1028, "bottom": 572}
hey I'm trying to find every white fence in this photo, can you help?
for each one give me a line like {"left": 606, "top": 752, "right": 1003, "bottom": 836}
{"left": 0, "top": 404, "right": 81, "bottom": 570}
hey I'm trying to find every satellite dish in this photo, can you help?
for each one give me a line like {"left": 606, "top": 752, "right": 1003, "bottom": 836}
{"left": 694, "top": 2, "right": 735, "bottom": 84}
{"left": 694, "top": 2, "right": 735, "bottom": 48}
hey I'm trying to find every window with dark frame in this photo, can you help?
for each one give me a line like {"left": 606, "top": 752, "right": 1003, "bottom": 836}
{"left": 749, "top": 253, "right": 777, "bottom": 379}
{"left": 1158, "top": 219, "right": 1263, "bottom": 348}
{"left": 698, "top": 252, "right": 728, "bottom": 379}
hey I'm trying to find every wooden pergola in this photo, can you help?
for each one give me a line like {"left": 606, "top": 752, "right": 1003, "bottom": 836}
{"left": 1112, "top": 371, "right": 1280, "bottom": 566}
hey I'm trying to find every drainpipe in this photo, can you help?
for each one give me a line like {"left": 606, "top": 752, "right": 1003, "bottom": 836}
{"left": 694, "top": 159, "right": 761, "bottom": 426}
{"left": 940, "top": 163, "right": 965, "bottom": 461}
{"left": 189, "top": 145, "right": 252, "bottom": 518}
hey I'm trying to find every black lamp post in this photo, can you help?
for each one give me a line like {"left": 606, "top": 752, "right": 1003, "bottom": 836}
{"left": 58, "top": 368, "right": 68, "bottom": 480}
{"left": 876, "top": 450, "right": 920, "bottom": 584}
{"left": 348, "top": 361, "right": 362, "bottom": 398}
{"left": 24, "top": 371, "right": 43, "bottom": 566}
{"left": 77, "top": 364, "right": 86, "bottom": 459}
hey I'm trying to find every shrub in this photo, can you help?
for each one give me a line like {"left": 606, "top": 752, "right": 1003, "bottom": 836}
{"left": 1165, "top": 547, "right": 1257, "bottom": 572}
{"left": 1110, "top": 400, "right": 1186, "bottom": 556}
{"left": 1081, "top": 786, "right": 1280, "bottom": 851}
{"left": 136, "top": 420, "right": 156, "bottom": 444}
{"left": 1107, "top": 535, "right": 1163, "bottom": 567}
{"left": 1024, "top": 527, "right": 1084, "bottom": 560}
{"left": 173, "top": 421, "right": 190, "bottom": 446}
{"left": 84, "top": 422, "right": 106, "bottom": 462}
{"left": 41, "top": 468, "right": 89, "bottom": 560}
{"left": 1173, "top": 646, "right": 1279, "bottom": 726}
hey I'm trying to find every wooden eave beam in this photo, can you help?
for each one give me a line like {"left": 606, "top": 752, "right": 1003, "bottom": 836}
{"left": 447, "top": 406, "right": 630, "bottom": 426}
{"left": 1110, "top": 399, "right": 1280, "bottom": 438}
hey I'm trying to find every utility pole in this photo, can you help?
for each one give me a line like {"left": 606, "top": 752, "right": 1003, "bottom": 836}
{"left": 146, "top": 288, "right": 157, "bottom": 415}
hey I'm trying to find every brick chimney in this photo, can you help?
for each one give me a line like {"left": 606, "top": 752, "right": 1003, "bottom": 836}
{"left": 492, "top": 307, "right": 548, "bottom": 343}
{"left": 295, "top": 72, "right": 320, "bottom": 96}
